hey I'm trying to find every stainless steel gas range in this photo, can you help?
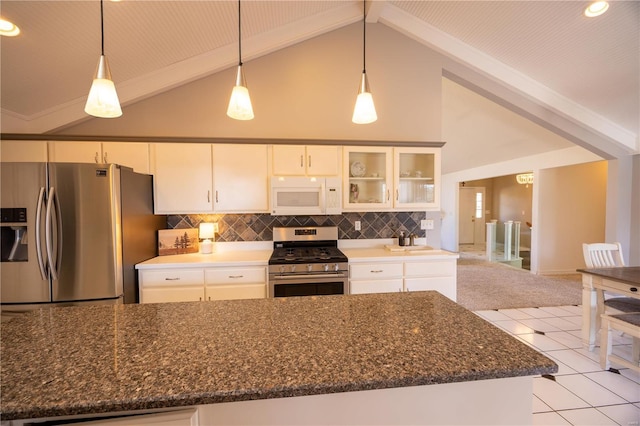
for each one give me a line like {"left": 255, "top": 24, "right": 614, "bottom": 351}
{"left": 268, "top": 226, "right": 348, "bottom": 297}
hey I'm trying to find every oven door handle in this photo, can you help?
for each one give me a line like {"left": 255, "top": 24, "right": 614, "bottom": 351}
{"left": 272, "top": 273, "right": 347, "bottom": 280}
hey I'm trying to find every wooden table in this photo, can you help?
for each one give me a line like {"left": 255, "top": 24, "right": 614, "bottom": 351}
{"left": 578, "top": 266, "right": 640, "bottom": 350}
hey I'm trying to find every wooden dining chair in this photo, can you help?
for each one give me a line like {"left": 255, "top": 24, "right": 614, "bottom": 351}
{"left": 600, "top": 312, "right": 640, "bottom": 373}
{"left": 582, "top": 242, "right": 625, "bottom": 268}
{"left": 582, "top": 242, "right": 640, "bottom": 313}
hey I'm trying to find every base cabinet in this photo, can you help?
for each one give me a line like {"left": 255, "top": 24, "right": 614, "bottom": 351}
{"left": 139, "top": 266, "right": 267, "bottom": 303}
{"left": 205, "top": 268, "right": 267, "bottom": 301}
{"left": 349, "top": 258, "right": 456, "bottom": 301}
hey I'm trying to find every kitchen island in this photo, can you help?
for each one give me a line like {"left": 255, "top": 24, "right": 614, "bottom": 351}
{"left": 1, "top": 291, "right": 556, "bottom": 425}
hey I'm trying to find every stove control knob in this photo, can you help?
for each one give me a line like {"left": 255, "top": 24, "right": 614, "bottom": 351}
{"left": 290, "top": 265, "right": 296, "bottom": 273}
{"left": 307, "top": 264, "right": 313, "bottom": 272}
{"left": 323, "top": 263, "right": 329, "bottom": 272}
{"left": 279, "top": 265, "right": 285, "bottom": 273}
{"left": 333, "top": 264, "right": 339, "bottom": 272}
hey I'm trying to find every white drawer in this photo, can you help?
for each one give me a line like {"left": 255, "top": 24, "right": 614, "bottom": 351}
{"left": 205, "top": 283, "right": 266, "bottom": 301}
{"left": 350, "top": 279, "right": 403, "bottom": 295}
{"left": 404, "top": 261, "right": 455, "bottom": 277}
{"left": 140, "top": 269, "right": 204, "bottom": 287}
{"left": 350, "top": 263, "right": 403, "bottom": 280}
{"left": 205, "top": 267, "right": 267, "bottom": 285}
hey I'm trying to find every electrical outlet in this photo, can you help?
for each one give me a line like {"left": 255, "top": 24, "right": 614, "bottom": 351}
{"left": 355, "top": 220, "right": 361, "bottom": 231}
{"left": 421, "top": 219, "right": 434, "bottom": 230}
{"left": 213, "top": 223, "right": 219, "bottom": 233}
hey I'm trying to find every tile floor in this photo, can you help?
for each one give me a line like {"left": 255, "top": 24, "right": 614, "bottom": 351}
{"left": 474, "top": 305, "right": 640, "bottom": 425}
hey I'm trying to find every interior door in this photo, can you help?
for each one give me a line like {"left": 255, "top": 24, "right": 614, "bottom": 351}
{"left": 459, "top": 187, "right": 477, "bottom": 244}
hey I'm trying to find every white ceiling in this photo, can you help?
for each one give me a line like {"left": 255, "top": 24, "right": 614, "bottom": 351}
{"left": 1, "top": 1, "right": 638, "bottom": 156}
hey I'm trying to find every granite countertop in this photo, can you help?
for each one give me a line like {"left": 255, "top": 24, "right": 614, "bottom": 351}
{"left": 1, "top": 292, "right": 556, "bottom": 421}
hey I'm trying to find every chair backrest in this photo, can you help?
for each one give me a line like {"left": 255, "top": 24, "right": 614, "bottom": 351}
{"left": 582, "top": 242, "right": 625, "bottom": 268}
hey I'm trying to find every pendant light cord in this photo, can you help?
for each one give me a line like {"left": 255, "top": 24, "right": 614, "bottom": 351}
{"left": 238, "top": 0, "right": 243, "bottom": 66}
{"left": 362, "top": 0, "right": 366, "bottom": 73}
{"left": 100, "top": 0, "right": 105, "bottom": 56}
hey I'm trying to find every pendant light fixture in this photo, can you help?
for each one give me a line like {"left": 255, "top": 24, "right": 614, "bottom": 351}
{"left": 84, "top": 0, "right": 122, "bottom": 118}
{"left": 227, "top": 0, "right": 254, "bottom": 120}
{"left": 352, "top": 0, "right": 377, "bottom": 124}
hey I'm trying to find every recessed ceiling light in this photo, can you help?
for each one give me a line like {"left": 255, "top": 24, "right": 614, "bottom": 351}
{"left": 584, "top": 1, "right": 609, "bottom": 17}
{"left": 0, "top": 18, "right": 20, "bottom": 37}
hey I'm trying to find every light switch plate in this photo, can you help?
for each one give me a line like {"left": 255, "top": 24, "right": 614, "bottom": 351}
{"left": 213, "top": 223, "right": 219, "bottom": 233}
{"left": 355, "top": 220, "right": 361, "bottom": 231}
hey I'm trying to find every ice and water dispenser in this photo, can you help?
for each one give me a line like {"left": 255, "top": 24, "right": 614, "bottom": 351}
{"left": 1, "top": 208, "right": 28, "bottom": 262}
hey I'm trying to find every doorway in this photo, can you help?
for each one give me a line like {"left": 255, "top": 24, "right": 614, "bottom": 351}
{"left": 459, "top": 187, "right": 486, "bottom": 246}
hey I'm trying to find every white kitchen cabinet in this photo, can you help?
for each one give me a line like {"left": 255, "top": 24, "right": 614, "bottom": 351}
{"left": 393, "top": 147, "right": 441, "bottom": 210}
{"left": 150, "top": 143, "right": 213, "bottom": 214}
{"left": 48, "top": 141, "right": 150, "bottom": 173}
{"left": 0, "top": 140, "right": 48, "bottom": 162}
{"left": 212, "top": 144, "right": 269, "bottom": 212}
{"left": 348, "top": 256, "right": 456, "bottom": 301}
{"left": 204, "top": 267, "right": 267, "bottom": 300}
{"left": 343, "top": 146, "right": 442, "bottom": 211}
{"left": 139, "top": 266, "right": 267, "bottom": 303}
{"left": 343, "top": 146, "right": 393, "bottom": 210}
{"left": 272, "top": 145, "right": 340, "bottom": 176}
{"left": 404, "top": 260, "right": 457, "bottom": 301}
{"left": 349, "top": 262, "right": 403, "bottom": 294}
{"left": 139, "top": 268, "right": 206, "bottom": 303}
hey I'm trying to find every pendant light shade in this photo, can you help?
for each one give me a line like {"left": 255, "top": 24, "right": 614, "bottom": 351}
{"left": 227, "top": 0, "right": 254, "bottom": 120}
{"left": 85, "top": 0, "right": 122, "bottom": 118}
{"left": 352, "top": 0, "right": 377, "bottom": 124}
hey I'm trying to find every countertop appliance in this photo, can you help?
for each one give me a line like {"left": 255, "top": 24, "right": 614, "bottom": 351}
{"left": 1, "top": 163, "right": 165, "bottom": 313}
{"left": 268, "top": 226, "right": 348, "bottom": 297}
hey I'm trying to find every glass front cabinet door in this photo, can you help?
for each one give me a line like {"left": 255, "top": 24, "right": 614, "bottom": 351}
{"left": 343, "top": 147, "right": 393, "bottom": 210}
{"left": 393, "top": 147, "right": 441, "bottom": 210}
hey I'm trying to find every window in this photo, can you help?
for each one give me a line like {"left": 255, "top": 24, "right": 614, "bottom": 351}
{"left": 475, "top": 192, "right": 483, "bottom": 219}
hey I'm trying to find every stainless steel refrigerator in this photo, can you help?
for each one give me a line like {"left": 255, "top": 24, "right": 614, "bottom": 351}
{"left": 1, "top": 163, "right": 165, "bottom": 312}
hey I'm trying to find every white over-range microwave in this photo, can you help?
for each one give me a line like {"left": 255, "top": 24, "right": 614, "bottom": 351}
{"left": 270, "top": 177, "right": 342, "bottom": 216}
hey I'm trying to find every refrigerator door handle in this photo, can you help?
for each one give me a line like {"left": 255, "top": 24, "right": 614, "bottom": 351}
{"left": 45, "top": 186, "right": 63, "bottom": 280}
{"left": 35, "top": 187, "right": 47, "bottom": 280}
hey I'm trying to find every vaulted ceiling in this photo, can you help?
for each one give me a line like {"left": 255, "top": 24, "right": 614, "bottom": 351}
{"left": 1, "top": 1, "right": 638, "bottom": 158}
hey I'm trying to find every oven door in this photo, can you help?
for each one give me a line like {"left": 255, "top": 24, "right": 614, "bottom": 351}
{"left": 269, "top": 273, "right": 348, "bottom": 297}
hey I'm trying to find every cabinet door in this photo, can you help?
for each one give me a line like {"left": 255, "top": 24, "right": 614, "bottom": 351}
{"left": 212, "top": 144, "right": 268, "bottom": 212}
{"left": 350, "top": 279, "right": 403, "bottom": 294}
{"left": 205, "top": 283, "right": 266, "bottom": 301}
{"left": 343, "top": 146, "right": 392, "bottom": 210}
{"left": 48, "top": 141, "right": 102, "bottom": 163}
{"left": 102, "top": 142, "right": 150, "bottom": 174}
{"left": 150, "top": 143, "right": 213, "bottom": 213}
{"left": 404, "top": 277, "right": 456, "bottom": 301}
{"left": 272, "top": 145, "right": 306, "bottom": 175}
{"left": 394, "top": 147, "right": 441, "bottom": 210}
{"left": 0, "top": 140, "right": 48, "bottom": 162}
{"left": 141, "top": 286, "right": 205, "bottom": 303}
{"left": 306, "top": 145, "right": 340, "bottom": 176}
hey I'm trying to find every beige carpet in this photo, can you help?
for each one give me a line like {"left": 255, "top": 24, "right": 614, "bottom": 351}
{"left": 456, "top": 256, "right": 582, "bottom": 311}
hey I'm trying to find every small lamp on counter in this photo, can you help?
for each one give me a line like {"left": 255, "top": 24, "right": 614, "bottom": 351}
{"left": 199, "top": 222, "right": 215, "bottom": 254}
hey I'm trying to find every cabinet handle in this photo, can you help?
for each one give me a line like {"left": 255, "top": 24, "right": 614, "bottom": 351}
{"left": 228, "top": 275, "right": 244, "bottom": 279}
{"left": 387, "top": 189, "right": 390, "bottom": 201}
{"left": 300, "top": 155, "right": 304, "bottom": 168}
{"left": 199, "top": 297, "right": 202, "bottom": 301}
{"left": 164, "top": 277, "right": 180, "bottom": 281}
{"left": 94, "top": 152, "right": 100, "bottom": 163}
{"left": 370, "top": 270, "right": 383, "bottom": 273}
{"left": 103, "top": 152, "right": 108, "bottom": 163}
{"left": 308, "top": 155, "right": 312, "bottom": 168}
{"left": 207, "top": 190, "right": 210, "bottom": 203}
{"left": 208, "top": 296, "right": 211, "bottom": 301}
{"left": 216, "top": 190, "right": 219, "bottom": 203}
{"left": 395, "top": 189, "right": 399, "bottom": 201}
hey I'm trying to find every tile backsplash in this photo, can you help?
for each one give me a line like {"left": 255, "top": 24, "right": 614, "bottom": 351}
{"left": 167, "top": 212, "right": 427, "bottom": 242}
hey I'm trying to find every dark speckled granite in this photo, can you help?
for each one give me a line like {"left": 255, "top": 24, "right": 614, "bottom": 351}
{"left": 1, "top": 291, "right": 557, "bottom": 421}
